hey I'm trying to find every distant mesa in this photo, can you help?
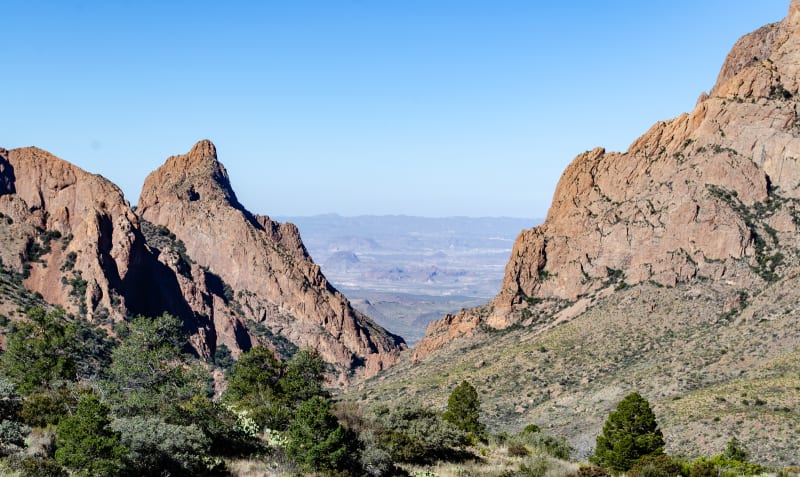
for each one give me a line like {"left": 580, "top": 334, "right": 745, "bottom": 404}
{"left": 328, "top": 236, "right": 381, "bottom": 253}
{"left": 324, "top": 251, "right": 361, "bottom": 273}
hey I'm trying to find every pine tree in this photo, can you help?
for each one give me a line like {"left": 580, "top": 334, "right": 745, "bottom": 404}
{"left": 442, "top": 380, "right": 486, "bottom": 439}
{"left": 591, "top": 392, "right": 664, "bottom": 473}
{"left": 55, "top": 394, "right": 127, "bottom": 476}
{"left": 1, "top": 307, "right": 78, "bottom": 394}
{"left": 285, "top": 396, "right": 356, "bottom": 472}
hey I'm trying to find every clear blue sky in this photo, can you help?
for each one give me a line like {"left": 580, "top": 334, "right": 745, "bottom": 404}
{"left": 3, "top": 1, "right": 789, "bottom": 217}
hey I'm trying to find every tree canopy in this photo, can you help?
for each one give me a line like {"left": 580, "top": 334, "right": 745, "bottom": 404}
{"left": 285, "top": 396, "right": 357, "bottom": 473}
{"left": 1, "top": 307, "right": 114, "bottom": 395}
{"left": 224, "top": 347, "right": 328, "bottom": 431}
{"left": 103, "top": 313, "right": 205, "bottom": 417}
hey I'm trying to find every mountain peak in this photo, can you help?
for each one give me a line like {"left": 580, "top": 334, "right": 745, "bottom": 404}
{"left": 138, "top": 140, "right": 240, "bottom": 214}
{"left": 188, "top": 139, "right": 217, "bottom": 162}
{"left": 138, "top": 143, "right": 406, "bottom": 377}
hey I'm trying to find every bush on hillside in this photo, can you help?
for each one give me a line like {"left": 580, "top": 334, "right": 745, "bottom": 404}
{"left": 372, "top": 405, "right": 468, "bottom": 464}
{"left": 628, "top": 454, "right": 684, "bottom": 477}
{"left": 566, "top": 466, "right": 613, "bottom": 477}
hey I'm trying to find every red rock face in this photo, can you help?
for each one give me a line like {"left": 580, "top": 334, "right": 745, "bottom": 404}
{"left": 414, "top": 1, "right": 800, "bottom": 361}
{"left": 138, "top": 140, "right": 405, "bottom": 378}
{"left": 0, "top": 142, "right": 405, "bottom": 380}
{"left": 0, "top": 146, "right": 143, "bottom": 319}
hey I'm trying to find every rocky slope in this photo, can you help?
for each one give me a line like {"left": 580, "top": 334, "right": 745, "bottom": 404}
{"left": 0, "top": 142, "right": 405, "bottom": 379}
{"left": 414, "top": 0, "right": 800, "bottom": 360}
{"left": 137, "top": 140, "right": 405, "bottom": 378}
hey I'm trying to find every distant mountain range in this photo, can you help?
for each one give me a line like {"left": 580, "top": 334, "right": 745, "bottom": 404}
{"left": 279, "top": 214, "right": 540, "bottom": 342}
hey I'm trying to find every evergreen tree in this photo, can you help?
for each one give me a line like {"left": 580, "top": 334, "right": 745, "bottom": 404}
{"left": 104, "top": 313, "right": 204, "bottom": 417}
{"left": 224, "top": 347, "right": 330, "bottom": 431}
{"left": 442, "top": 380, "right": 486, "bottom": 439}
{"left": 285, "top": 396, "right": 357, "bottom": 473}
{"left": 1, "top": 307, "right": 114, "bottom": 395}
{"left": 2, "top": 307, "right": 78, "bottom": 394}
{"left": 55, "top": 394, "right": 127, "bottom": 476}
{"left": 224, "top": 346, "right": 288, "bottom": 430}
{"left": 279, "top": 348, "right": 329, "bottom": 405}
{"left": 591, "top": 392, "right": 664, "bottom": 473}
{"left": 225, "top": 346, "right": 284, "bottom": 402}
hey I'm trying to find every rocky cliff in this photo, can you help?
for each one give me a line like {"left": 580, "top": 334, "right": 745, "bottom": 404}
{"left": 138, "top": 140, "right": 405, "bottom": 378}
{"left": 0, "top": 146, "right": 145, "bottom": 320}
{"left": 0, "top": 142, "right": 405, "bottom": 379}
{"left": 415, "top": 0, "right": 800, "bottom": 360}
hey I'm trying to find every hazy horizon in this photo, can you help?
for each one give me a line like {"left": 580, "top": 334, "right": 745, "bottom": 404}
{"left": 4, "top": 1, "right": 789, "bottom": 217}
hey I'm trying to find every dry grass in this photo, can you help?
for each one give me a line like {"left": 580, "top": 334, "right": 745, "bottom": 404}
{"left": 401, "top": 446, "right": 578, "bottom": 477}
{"left": 226, "top": 456, "right": 299, "bottom": 477}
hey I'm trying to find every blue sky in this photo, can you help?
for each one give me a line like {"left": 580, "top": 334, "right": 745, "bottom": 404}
{"left": 3, "top": 1, "right": 789, "bottom": 217}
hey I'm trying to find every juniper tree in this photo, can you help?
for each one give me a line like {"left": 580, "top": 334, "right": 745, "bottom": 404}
{"left": 591, "top": 392, "right": 664, "bottom": 472}
{"left": 442, "top": 380, "right": 486, "bottom": 440}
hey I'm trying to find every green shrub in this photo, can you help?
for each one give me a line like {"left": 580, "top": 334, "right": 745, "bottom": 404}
{"left": 1, "top": 455, "right": 68, "bottom": 477}
{"left": 508, "top": 442, "right": 529, "bottom": 457}
{"left": 372, "top": 405, "right": 468, "bottom": 464}
{"left": 522, "top": 424, "right": 541, "bottom": 434}
{"left": 687, "top": 459, "right": 717, "bottom": 477}
{"left": 212, "top": 343, "right": 234, "bottom": 371}
{"left": 165, "top": 395, "right": 261, "bottom": 457}
{"left": 517, "top": 430, "right": 572, "bottom": 460}
{"left": 722, "top": 437, "right": 748, "bottom": 461}
{"left": 628, "top": 455, "right": 684, "bottom": 477}
{"left": 111, "top": 416, "right": 217, "bottom": 476}
{"left": 20, "top": 388, "right": 77, "bottom": 428}
{"left": 567, "top": 466, "right": 612, "bottom": 477}
{"left": 517, "top": 454, "right": 549, "bottom": 477}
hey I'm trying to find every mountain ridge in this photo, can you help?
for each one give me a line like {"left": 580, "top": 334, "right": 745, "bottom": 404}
{"left": 0, "top": 140, "right": 405, "bottom": 380}
{"left": 413, "top": 0, "right": 800, "bottom": 360}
